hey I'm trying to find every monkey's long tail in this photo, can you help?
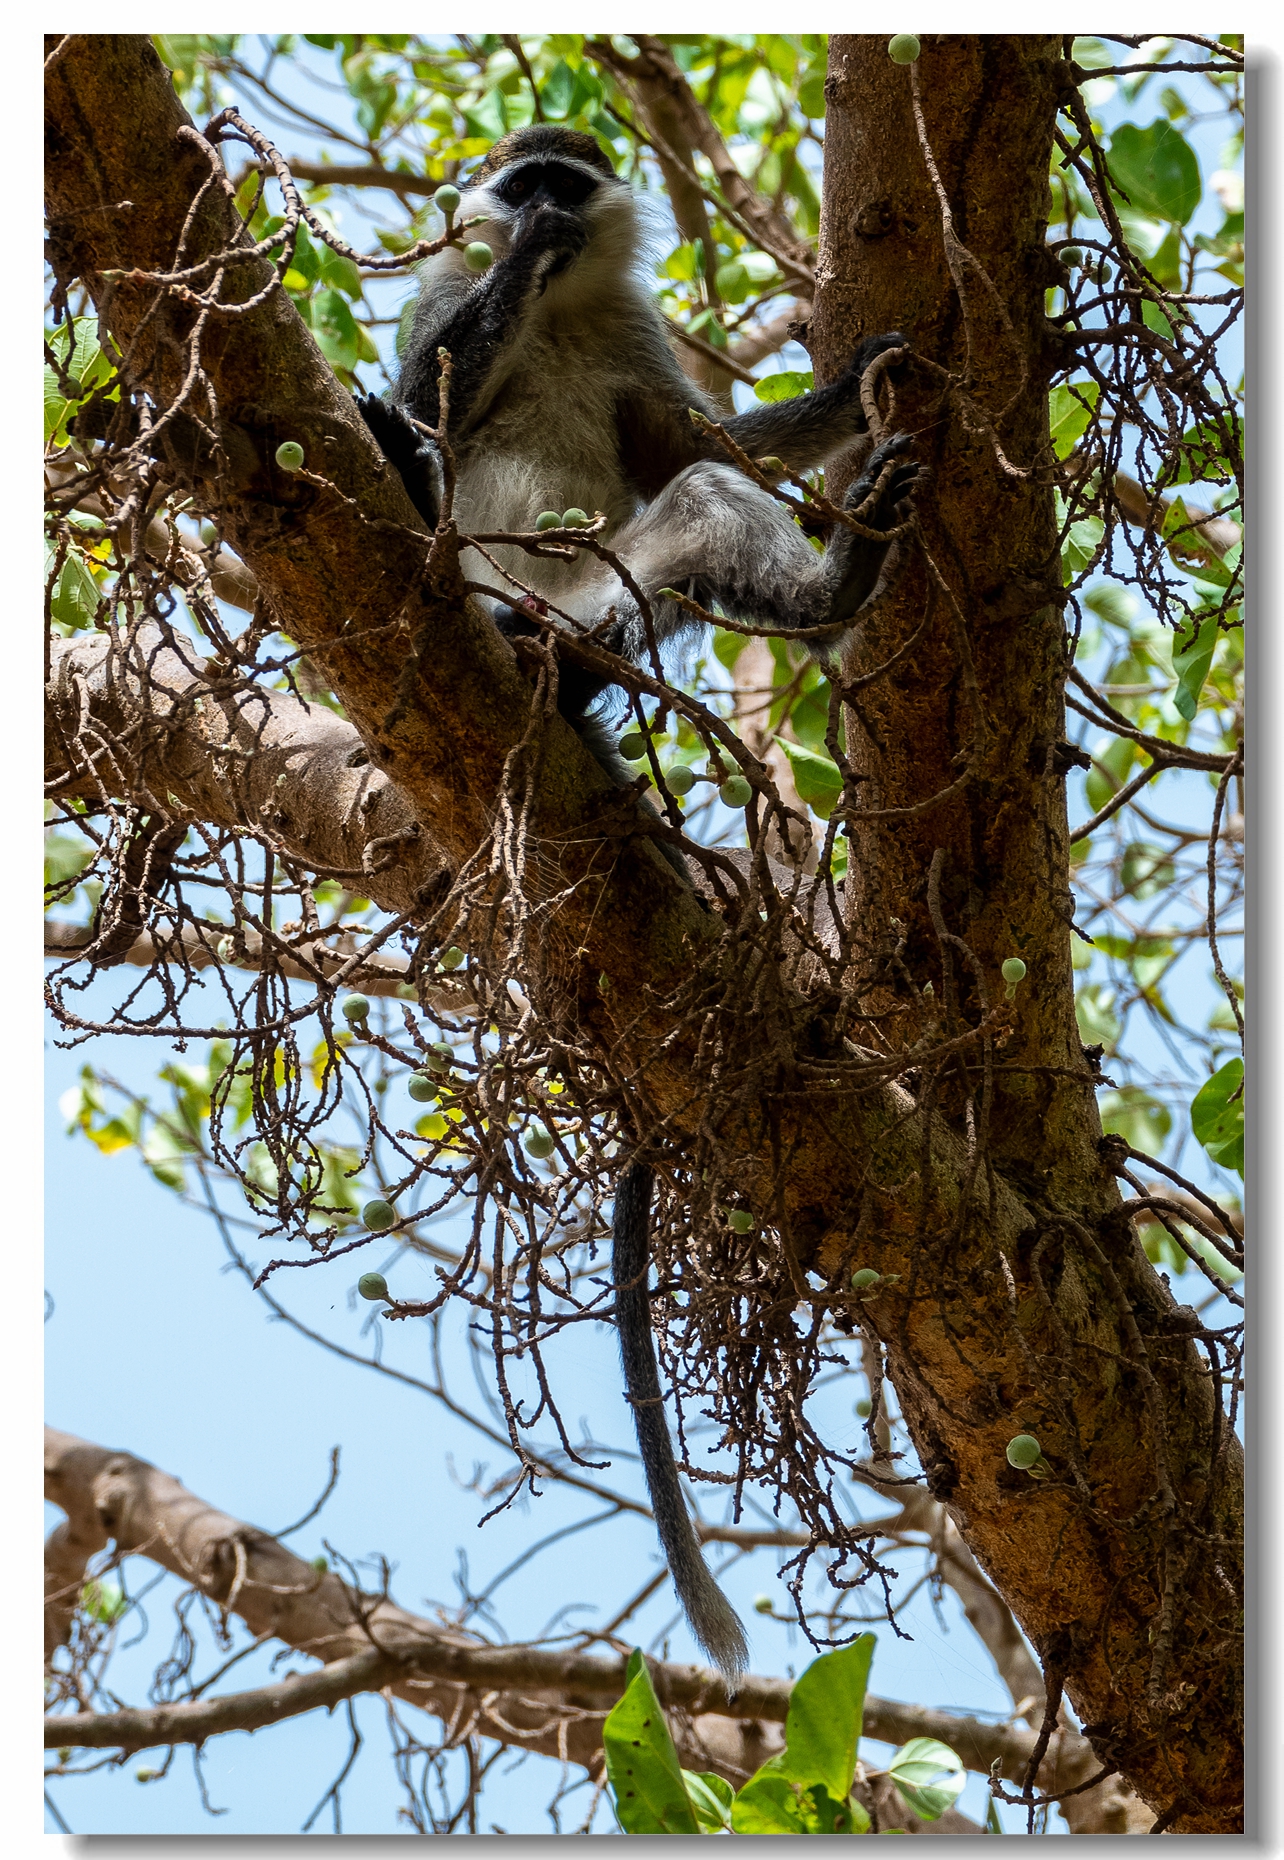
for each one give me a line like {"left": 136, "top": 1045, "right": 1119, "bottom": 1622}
{"left": 613, "top": 1161, "right": 749, "bottom": 1683}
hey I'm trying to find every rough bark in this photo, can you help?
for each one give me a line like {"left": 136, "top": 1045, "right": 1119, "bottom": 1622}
{"left": 44, "top": 34, "right": 1242, "bottom": 1829}
{"left": 808, "top": 36, "right": 1241, "bottom": 1830}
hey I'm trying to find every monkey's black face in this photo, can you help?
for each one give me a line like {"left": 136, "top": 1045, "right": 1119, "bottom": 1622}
{"left": 494, "top": 159, "right": 599, "bottom": 212}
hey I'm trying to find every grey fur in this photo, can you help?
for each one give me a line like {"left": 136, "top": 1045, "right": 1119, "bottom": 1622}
{"left": 359, "top": 125, "right": 919, "bottom": 738}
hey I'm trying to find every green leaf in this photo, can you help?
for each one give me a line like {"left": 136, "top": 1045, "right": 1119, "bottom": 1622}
{"left": 1170, "top": 415, "right": 1240, "bottom": 486}
{"left": 1142, "top": 297, "right": 1179, "bottom": 344}
{"left": 1084, "top": 734, "right": 1137, "bottom": 816}
{"left": 662, "top": 242, "right": 700, "bottom": 283}
{"left": 313, "top": 287, "right": 360, "bottom": 373}
{"left": 731, "top": 1763, "right": 855, "bottom": 1834}
{"left": 1062, "top": 516, "right": 1104, "bottom": 584}
{"left": 1190, "top": 1058, "right": 1244, "bottom": 1178}
{"left": 81, "top": 1579, "right": 128, "bottom": 1625}
{"left": 49, "top": 547, "right": 103, "bottom": 630}
{"left": 1119, "top": 841, "right": 1175, "bottom": 900}
{"left": 1146, "top": 224, "right": 1183, "bottom": 291}
{"left": 754, "top": 369, "right": 813, "bottom": 403}
{"left": 1172, "top": 615, "right": 1219, "bottom": 721}
{"left": 1093, "top": 934, "right": 1175, "bottom": 991}
{"left": 779, "top": 1634, "right": 876, "bottom": 1801}
{"left": 287, "top": 221, "right": 321, "bottom": 284}
{"left": 540, "top": 58, "right": 577, "bottom": 119}
{"left": 780, "top": 739, "right": 843, "bottom": 818}
{"left": 1107, "top": 120, "right": 1201, "bottom": 224}
{"left": 731, "top": 1758, "right": 814, "bottom": 1833}
{"left": 887, "top": 1737, "right": 966, "bottom": 1821}
{"left": 682, "top": 1770, "right": 734, "bottom": 1832}
{"left": 789, "top": 677, "right": 837, "bottom": 754}
{"left": 1084, "top": 583, "right": 1137, "bottom": 629}
{"left": 45, "top": 832, "right": 92, "bottom": 891}
{"left": 986, "top": 1793, "right": 1006, "bottom": 1833}
{"left": 731, "top": 1637, "right": 876, "bottom": 1833}
{"left": 1075, "top": 983, "right": 1121, "bottom": 1053}
{"left": 603, "top": 1649, "right": 700, "bottom": 1834}
{"left": 462, "top": 86, "right": 508, "bottom": 143}
{"left": 716, "top": 251, "right": 778, "bottom": 303}
{"left": 712, "top": 626, "right": 748, "bottom": 670}
{"left": 318, "top": 246, "right": 363, "bottom": 300}
{"left": 45, "top": 324, "right": 115, "bottom": 444}
{"left": 1048, "top": 380, "right": 1100, "bottom": 459}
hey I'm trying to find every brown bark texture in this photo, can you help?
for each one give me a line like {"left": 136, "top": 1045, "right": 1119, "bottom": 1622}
{"left": 808, "top": 37, "right": 1242, "bottom": 1830}
{"left": 43, "top": 33, "right": 1242, "bottom": 1830}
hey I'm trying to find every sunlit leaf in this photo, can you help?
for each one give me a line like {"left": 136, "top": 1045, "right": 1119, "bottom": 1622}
{"left": 1075, "top": 983, "right": 1121, "bottom": 1053}
{"left": 754, "top": 369, "right": 813, "bottom": 403}
{"left": 1107, "top": 119, "right": 1201, "bottom": 224}
{"left": 1191, "top": 1058, "right": 1244, "bottom": 1177}
{"left": 681, "top": 1769, "right": 733, "bottom": 1831}
{"left": 1048, "top": 380, "right": 1099, "bottom": 459}
{"left": 603, "top": 1650, "right": 699, "bottom": 1834}
{"left": 780, "top": 739, "right": 843, "bottom": 818}
{"left": 1172, "top": 616, "right": 1219, "bottom": 721}
{"left": 1099, "top": 1085, "right": 1172, "bottom": 1155}
{"left": 888, "top": 1737, "right": 966, "bottom": 1821}
{"left": 1119, "top": 842, "right": 1175, "bottom": 900}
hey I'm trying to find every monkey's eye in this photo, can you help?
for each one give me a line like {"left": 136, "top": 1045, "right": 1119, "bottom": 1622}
{"left": 500, "top": 171, "right": 534, "bottom": 204}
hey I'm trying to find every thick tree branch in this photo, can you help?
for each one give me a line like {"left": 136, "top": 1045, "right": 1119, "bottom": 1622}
{"left": 42, "top": 917, "right": 459, "bottom": 1003}
{"left": 589, "top": 35, "right": 815, "bottom": 280}
{"left": 46, "top": 626, "right": 448, "bottom": 916}
{"left": 44, "top": 1425, "right": 1088, "bottom": 1811}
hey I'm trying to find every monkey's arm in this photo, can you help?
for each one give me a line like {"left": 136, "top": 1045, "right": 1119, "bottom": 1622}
{"left": 396, "top": 208, "right": 590, "bottom": 438}
{"left": 821, "top": 430, "right": 922, "bottom": 625}
{"left": 720, "top": 331, "right": 908, "bottom": 470}
{"left": 613, "top": 1162, "right": 748, "bottom": 1681}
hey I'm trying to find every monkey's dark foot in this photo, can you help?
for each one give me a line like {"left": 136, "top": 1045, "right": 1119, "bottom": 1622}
{"left": 821, "top": 434, "right": 922, "bottom": 627}
{"left": 354, "top": 393, "right": 441, "bottom": 527}
{"left": 844, "top": 431, "right": 922, "bottom": 532}
{"left": 492, "top": 603, "right": 610, "bottom": 721}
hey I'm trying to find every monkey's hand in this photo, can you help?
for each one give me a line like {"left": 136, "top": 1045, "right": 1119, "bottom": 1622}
{"left": 842, "top": 330, "right": 910, "bottom": 393}
{"left": 512, "top": 203, "right": 592, "bottom": 284}
{"left": 355, "top": 394, "right": 443, "bottom": 530}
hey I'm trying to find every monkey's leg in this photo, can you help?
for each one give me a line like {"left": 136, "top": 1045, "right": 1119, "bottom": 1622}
{"left": 552, "top": 443, "right": 918, "bottom": 712}
{"left": 613, "top": 1162, "right": 749, "bottom": 1681}
{"left": 567, "top": 461, "right": 833, "bottom": 666}
{"left": 563, "top": 457, "right": 888, "bottom": 668}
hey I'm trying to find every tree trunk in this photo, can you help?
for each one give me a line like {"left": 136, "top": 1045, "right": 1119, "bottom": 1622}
{"left": 809, "top": 37, "right": 1241, "bottom": 1830}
